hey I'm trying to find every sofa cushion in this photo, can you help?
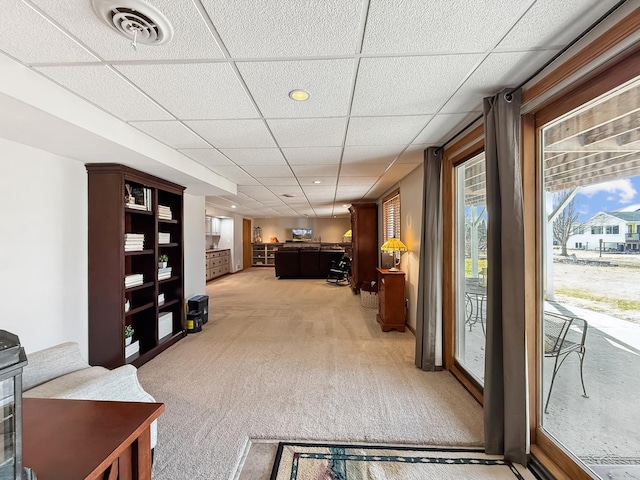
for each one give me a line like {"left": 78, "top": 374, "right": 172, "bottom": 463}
{"left": 22, "top": 342, "right": 89, "bottom": 391}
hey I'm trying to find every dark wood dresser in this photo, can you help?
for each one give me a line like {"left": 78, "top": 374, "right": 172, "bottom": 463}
{"left": 376, "top": 268, "right": 406, "bottom": 332}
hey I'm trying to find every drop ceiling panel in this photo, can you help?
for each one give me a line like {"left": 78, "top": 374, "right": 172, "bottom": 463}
{"left": 34, "top": 66, "right": 172, "bottom": 121}
{"left": 497, "top": 0, "right": 611, "bottom": 50}
{"left": 260, "top": 177, "right": 301, "bottom": 186}
{"left": 30, "top": 0, "right": 225, "bottom": 61}
{"left": 267, "top": 118, "right": 347, "bottom": 147}
{"left": 0, "top": 0, "right": 98, "bottom": 64}
{"left": 238, "top": 59, "right": 354, "bottom": 117}
{"left": 202, "top": 0, "right": 364, "bottom": 57}
{"left": 115, "top": 63, "right": 257, "bottom": 119}
{"left": 396, "top": 148, "right": 425, "bottom": 164}
{"left": 219, "top": 148, "right": 285, "bottom": 166}
{"left": 352, "top": 55, "right": 483, "bottom": 116}
{"left": 291, "top": 164, "right": 339, "bottom": 177}
{"left": 362, "top": 0, "right": 532, "bottom": 54}
{"left": 211, "top": 165, "right": 259, "bottom": 184}
{"left": 298, "top": 177, "right": 338, "bottom": 186}
{"left": 412, "top": 113, "right": 477, "bottom": 145}
{"left": 186, "top": 120, "right": 276, "bottom": 148}
{"left": 270, "top": 185, "right": 304, "bottom": 196}
{"left": 130, "top": 121, "right": 210, "bottom": 148}
{"left": 441, "top": 50, "right": 559, "bottom": 114}
{"left": 340, "top": 163, "right": 388, "bottom": 177}
{"left": 338, "top": 177, "right": 379, "bottom": 187}
{"left": 282, "top": 147, "right": 343, "bottom": 165}
{"left": 301, "top": 185, "right": 338, "bottom": 197}
{"left": 346, "top": 116, "right": 430, "bottom": 146}
{"left": 342, "top": 146, "right": 403, "bottom": 165}
{"left": 242, "top": 165, "right": 293, "bottom": 177}
{"left": 179, "top": 148, "right": 235, "bottom": 167}
{"left": 336, "top": 185, "right": 370, "bottom": 196}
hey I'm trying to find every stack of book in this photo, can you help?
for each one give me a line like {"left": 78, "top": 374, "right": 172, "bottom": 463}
{"left": 158, "top": 205, "right": 172, "bottom": 220}
{"left": 158, "top": 267, "right": 172, "bottom": 281}
{"left": 124, "top": 233, "right": 145, "bottom": 251}
{"left": 125, "top": 339, "right": 139, "bottom": 360}
{"left": 125, "top": 273, "right": 143, "bottom": 288}
{"left": 158, "top": 232, "right": 171, "bottom": 244}
{"left": 125, "top": 185, "right": 152, "bottom": 211}
{"left": 158, "top": 293, "right": 165, "bottom": 306}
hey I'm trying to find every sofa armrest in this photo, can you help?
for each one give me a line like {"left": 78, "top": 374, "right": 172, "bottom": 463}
{"left": 22, "top": 342, "right": 89, "bottom": 391}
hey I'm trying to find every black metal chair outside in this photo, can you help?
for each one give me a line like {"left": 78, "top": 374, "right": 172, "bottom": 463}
{"left": 543, "top": 311, "right": 589, "bottom": 413}
{"left": 326, "top": 256, "right": 351, "bottom": 285}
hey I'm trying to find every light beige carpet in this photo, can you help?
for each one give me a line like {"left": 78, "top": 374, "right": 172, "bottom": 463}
{"left": 137, "top": 268, "right": 484, "bottom": 480}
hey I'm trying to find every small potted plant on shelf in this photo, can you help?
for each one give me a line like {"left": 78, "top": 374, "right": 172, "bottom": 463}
{"left": 159, "top": 254, "right": 168, "bottom": 269}
{"left": 124, "top": 325, "right": 134, "bottom": 346}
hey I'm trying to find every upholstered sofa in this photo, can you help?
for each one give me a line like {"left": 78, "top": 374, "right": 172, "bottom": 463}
{"left": 22, "top": 342, "right": 158, "bottom": 448}
{"left": 274, "top": 247, "right": 344, "bottom": 278}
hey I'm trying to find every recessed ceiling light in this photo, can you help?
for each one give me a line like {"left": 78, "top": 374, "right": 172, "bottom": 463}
{"left": 313, "top": 180, "right": 321, "bottom": 184}
{"left": 342, "top": 204, "right": 349, "bottom": 208}
{"left": 231, "top": 205, "right": 236, "bottom": 208}
{"left": 289, "top": 89, "right": 310, "bottom": 101}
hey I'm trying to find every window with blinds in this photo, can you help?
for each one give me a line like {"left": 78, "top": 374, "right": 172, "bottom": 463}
{"left": 382, "top": 192, "right": 400, "bottom": 242}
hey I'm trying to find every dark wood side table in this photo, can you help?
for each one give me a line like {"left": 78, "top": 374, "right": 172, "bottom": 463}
{"left": 376, "top": 268, "right": 406, "bottom": 332}
{"left": 22, "top": 398, "right": 164, "bottom": 480}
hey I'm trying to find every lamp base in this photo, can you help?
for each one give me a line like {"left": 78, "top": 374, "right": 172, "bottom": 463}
{"left": 388, "top": 267, "right": 399, "bottom": 272}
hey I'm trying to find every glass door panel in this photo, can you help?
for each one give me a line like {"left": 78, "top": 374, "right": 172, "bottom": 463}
{"left": 455, "top": 152, "right": 487, "bottom": 383}
{"left": 540, "top": 75, "right": 640, "bottom": 478}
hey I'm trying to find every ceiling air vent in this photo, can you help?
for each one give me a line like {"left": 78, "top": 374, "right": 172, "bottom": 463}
{"left": 281, "top": 194, "right": 295, "bottom": 198}
{"left": 92, "top": 0, "right": 174, "bottom": 46}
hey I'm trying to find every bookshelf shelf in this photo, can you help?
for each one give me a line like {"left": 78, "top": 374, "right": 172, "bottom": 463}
{"left": 88, "top": 164, "right": 186, "bottom": 369}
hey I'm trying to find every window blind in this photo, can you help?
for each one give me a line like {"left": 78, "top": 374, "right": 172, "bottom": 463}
{"left": 383, "top": 192, "right": 401, "bottom": 242}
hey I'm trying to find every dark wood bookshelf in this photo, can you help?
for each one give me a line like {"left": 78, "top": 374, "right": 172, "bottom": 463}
{"left": 87, "top": 163, "right": 186, "bottom": 369}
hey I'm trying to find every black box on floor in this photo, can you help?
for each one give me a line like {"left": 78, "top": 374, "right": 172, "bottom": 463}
{"left": 186, "top": 310, "right": 202, "bottom": 333}
{"left": 188, "top": 295, "right": 209, "bottom": 324}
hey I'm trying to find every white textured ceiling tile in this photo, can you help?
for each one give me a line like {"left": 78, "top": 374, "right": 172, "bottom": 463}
{"left": 291, "top": 165, "right": 339, "bottom": 177}
{"left": 282, "top": 147, "right": 343, "bottom": 165}
{"left": 261, "top": 177, "right": 301, "bottom": 186}
{"left": 412, "top": 113, "right": 477, "bottom": 145}
{"left": 441, "top": 50, "right": 558, "bottom": 114}
{"left": 130, "top": 121, "right": 210, "bottom": 148}
{"left": 238, "top": 59, "right": 353, "bottom": 117}
{"left": 0, "top": 0, "right": 98, "bottom": 64}
{"left": 219, "top": 148, "right": 285, "bottom": 166}
{"left": 115, "top": 63, "right": 257, "bottom": 119}
{"left": 341, "top": 163, "right": 388, "bottom": 177}
{"left": 201, "top": 0, "right": 364, "bottom": 57}
{"left": 302, "top": 186, "right": 337, "bottom": 198}
{"left": 242, "top": 165, "right": 293, "bottom": 178}
{"left": 498, "top": 0, "right": 612, "bottom": 50}
{"left": 268, "top": 118, "right": 347, "bottom": 147}
{"left": 298, "top": 177, "right": 338, "bottom": 186}
{"left": 179, "top": 148, "right": 234, "bottom": 167}
{"left": 234, "top": 177, "right": 261, "bottom": 186}
{"left": 342, "top": 146, "right": 403, "bottom": 165}
{"left": 352, "top": 56, "right": 482, "bottom": 115}
{"left": 187, "top": 120, "right": 275, "bottom": 148}
{"left": 396, "top": 148, "right": 425, "bottom": 164}
{"left": 338, "top": 177, "right": 379, "bottom": 187}
{"left": 346, "top": 116, "right": 430, "bottom": 146}
{"left": 212, "top": 165, "right": 258, "bottom": 183}
{"left": 30, "top": 0, "right": 224, "bottom": 61}
{"left": 386, "top": 163, "right": 421, "bottom": 178}
{"left": 363, "top": 0, "right": 532, "bottom": 54}
{"left": 35, "top": 66, "right": 172, "bottom": 121}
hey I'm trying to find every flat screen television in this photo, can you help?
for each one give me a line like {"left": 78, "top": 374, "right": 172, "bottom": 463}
{"left": 292, "top": 228, "right": 312, "bottom": 241}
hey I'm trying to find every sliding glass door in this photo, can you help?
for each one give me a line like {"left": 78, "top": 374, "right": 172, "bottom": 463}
{"left": 538, "top": 74, "right": 640, "bottom": 478}
{"left": 454, "top": 152, "right": 487, "bottom": 384}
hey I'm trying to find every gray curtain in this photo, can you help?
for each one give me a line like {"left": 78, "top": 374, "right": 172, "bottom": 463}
{"left": 483, "top": 88, "right": 528, "bottom": 465}
{"left": 415, "top": 147, "right": 442, "bottom": 371}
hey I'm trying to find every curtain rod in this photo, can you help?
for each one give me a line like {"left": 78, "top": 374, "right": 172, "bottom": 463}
{"left": 435, "top": 0, "right": 629, "bottom": 154}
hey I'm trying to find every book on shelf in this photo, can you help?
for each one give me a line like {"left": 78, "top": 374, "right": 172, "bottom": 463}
{"left": 158, "top": 293, "right": 165, "bottom": 306}
{"left": 158, "top": 205, "right": 173, "bottom": 220}
{"left": 125, "top": 185, "right": 152, "bottom": 212}
{"left": 158, "top": 232, "right": 171, "bottom": 244}
{"left": 125, "top": 273, "right": 144, "bottom": 288}
{"left": 125, "top": 340, "right": 140, "bottom": 359}
{"left": 158, "top": 274, "right": 172, "bottom": 281}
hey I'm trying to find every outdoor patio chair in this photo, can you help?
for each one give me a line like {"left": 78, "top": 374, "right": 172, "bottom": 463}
{"left": 543, "top": 311, "right": 589, "bottom": 413}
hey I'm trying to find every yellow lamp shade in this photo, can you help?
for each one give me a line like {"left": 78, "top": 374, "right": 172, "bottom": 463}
{"left": 380, "top": 238, "right": 407, "bottom": 252}
{"left": 343, "top": 229, "right": 352, "bottom": 238}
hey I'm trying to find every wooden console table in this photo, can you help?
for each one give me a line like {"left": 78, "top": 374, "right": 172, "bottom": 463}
{"left": 22, "top": 398, "right": 164, "bottom": 480}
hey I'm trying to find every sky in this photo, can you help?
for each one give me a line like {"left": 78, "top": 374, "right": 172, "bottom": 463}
{"left": 572, "top": 176, "right": 640, "bottom": 222}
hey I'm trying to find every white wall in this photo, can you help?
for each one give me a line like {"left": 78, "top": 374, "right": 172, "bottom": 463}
{"left": 252, "top": 217, "right": 351, "bottom": 243}
{"left": 0, "top": 138, "right": 88, "bottom": 356}
{"left": 183, "top": 193, "right": 206, "bottom": 299}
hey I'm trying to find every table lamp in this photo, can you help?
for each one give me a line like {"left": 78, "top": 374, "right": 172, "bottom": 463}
{"left": 380, "top": 238, "right": 407, "bottom": 271}
{"left": 343, "top": 229, "right": 352, "bottom": 242}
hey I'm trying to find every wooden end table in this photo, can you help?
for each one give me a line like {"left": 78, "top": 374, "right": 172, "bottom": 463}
{"left": 22, "top": 398, "right": 164, "bottom": 480}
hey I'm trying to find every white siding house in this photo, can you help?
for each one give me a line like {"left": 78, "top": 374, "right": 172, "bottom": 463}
{"left": 568, "top": 211, "right": 640, "bottom": 251}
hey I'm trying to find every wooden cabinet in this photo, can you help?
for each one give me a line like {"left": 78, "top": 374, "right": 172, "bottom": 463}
{"left": 376, "top": 268, "right": 406, "bottom": 332}
{"left": 206, "top": 249, "right": 230, "bottom": 281}
{"left": 349, "top": 203, "right": 378, "bottom": 292}
{"left": 87, "top": 164, "right": 186, "bottom": 369}
{"left": 252, "top": 243, "right": 281, "bottom": 266}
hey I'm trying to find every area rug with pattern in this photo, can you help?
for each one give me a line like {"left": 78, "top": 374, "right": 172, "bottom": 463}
{"left": 270, "top": 443, "right": 537, "bottom": 480}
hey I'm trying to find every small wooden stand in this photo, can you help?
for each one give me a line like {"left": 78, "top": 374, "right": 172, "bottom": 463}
{"left": 376, "top": 268, "right": 406, "bottom": 332}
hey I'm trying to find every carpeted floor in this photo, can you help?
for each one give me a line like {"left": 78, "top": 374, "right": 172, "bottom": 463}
{"left": 137, "top": 268, "right": 484, "bottom": 480}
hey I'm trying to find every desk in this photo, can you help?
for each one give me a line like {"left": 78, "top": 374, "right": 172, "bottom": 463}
{"left": 23, "top": 398, "right": 164, "bottom": 480}
{"left": 465, "top": 277, "right": 486, "bottom": 335}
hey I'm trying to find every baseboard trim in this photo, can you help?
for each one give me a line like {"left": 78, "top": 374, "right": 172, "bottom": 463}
{"left": 406, "top": 323, "right": 416, "bottom": 336}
